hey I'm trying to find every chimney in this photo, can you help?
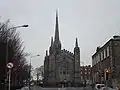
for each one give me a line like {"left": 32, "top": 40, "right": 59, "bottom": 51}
{"left": 96, "top": 46, "right": 101, "bottom": 52}
{"left": 113, "top": 35, "right": 120, "bottom": 39}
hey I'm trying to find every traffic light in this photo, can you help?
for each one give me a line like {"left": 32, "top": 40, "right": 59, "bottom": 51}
{"left": 106, "top": 69, "right": 110, "bottom": 73}
{"left": 105, "top": 72, "right": 109, "bottom": 80}
{"left": 105, "top": 69, "right": 110, "bottom": 80}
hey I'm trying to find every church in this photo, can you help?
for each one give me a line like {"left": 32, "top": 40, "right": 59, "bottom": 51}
{"left": 44, "top": 11, "right": 81, "bottom": 87}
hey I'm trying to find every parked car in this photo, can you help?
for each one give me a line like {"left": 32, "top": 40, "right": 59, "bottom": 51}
{"left": 95, "top": 84, "right": 105, "bottom": 90}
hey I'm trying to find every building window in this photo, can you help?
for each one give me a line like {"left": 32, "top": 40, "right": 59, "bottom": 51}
{"left": 96, "top": 55, "right": 98, "bottom": 63}
{"left": 104, "top": 49, "right": 106, "bottom": 59}
{"left": 63, "top": 71, "right": 65, "bottom": 74}
{"left": 89, "top": 69, "right": 91, "bottom": 71}
{"left": 49, "top": 73, "right": 51, "bottom": 76}
{"left": 97, "top": 54, "right": 100, "bottom": 63}
{"left": 96, "top": 56, "right": 97, "bottom": 64}
{"left": 89, "top": 72, "right": 90, "bottom": 75}
{"left": 107, "top": 46, "right": 109, "bottom": 57}
{"left": 95, "top": 56, "right": 96, "bottom": 64}
{"left": 105, "top": 49, "right": 107, "bottom": 58}
{"left": 67, "top": 71, "right": 68, "bottom": 74}
{"left": 93, "top": 57, "right": 94, "bottom": 65}
{"left": 98, "top": 54, "right": 100, "bottom": 61}
{"left": 60, "top": 71, "right": 62, "bottom": 74}
{"left": 98, "top": 54, "right": 99, "bottom": 63}
{"left": 95, "top": 57, "right": 97, "bottom": 64}
{"left": 99, "top": 53, "right": 101, "bottom": 61}
{"left": 101, "top": 52, "right": 103, "bottom": 60}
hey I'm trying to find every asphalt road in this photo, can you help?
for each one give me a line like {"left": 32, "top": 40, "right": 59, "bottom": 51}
{"left": 30, "top": 86, "right": 93, "bottom": 90}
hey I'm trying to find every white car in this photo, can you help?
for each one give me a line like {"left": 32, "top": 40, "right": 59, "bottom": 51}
{"left": 95, "top": 84, "right": 105, "bottom": 90}
{"left": 100, "top": 87, "right": 116, "bottom": 90}
{"left": 100, "top": 87, "right": 106, "bottom": 90}
{"left": 21, "top": 86, "right": 29, "bottom": 90}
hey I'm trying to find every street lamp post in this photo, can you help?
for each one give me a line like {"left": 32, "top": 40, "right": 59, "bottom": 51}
{"left": 29, "top": 54, "right": 40, "bottom": 89}
{"left": 8, "top": 25, "right": 29, "bottom": 30}
{"left": 5, "top": 25, "right": 28, "bottom": 90}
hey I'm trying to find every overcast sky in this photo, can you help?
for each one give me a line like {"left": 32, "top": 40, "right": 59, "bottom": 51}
{"left": 0, "top": 0, "right": 120, "bottom": 68}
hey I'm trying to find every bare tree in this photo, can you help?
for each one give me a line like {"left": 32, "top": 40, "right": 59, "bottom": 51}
{"left": 0, "top": 20, "right": 29, "bottom": 89}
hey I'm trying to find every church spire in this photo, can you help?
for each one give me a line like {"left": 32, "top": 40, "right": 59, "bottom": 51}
{"left": 49, "top": 37, "right": 53, "bottom": 55}
{"left": 74, "top": 38, "right": 80, "bottom": 73}
{"left": 54, "top": 10, "right": 60, "bottom": 42}
{"left": 75, "top": 38, "right": 78, "bottom": 47}
{"left": 53, "top": 10, "right": 61, "bottom": 54}
{"left": 46, "top": 50, "right": 48, "bottom": 56}
{"left": 51, "top": 37, "right": 53, "bottom": 46}
{"left": 74, "top": 38, "right": 80, "bottom": 53}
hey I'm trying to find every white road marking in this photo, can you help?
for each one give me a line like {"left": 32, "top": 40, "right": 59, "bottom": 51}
{"left": 58, "top": 88, "right": 66, "bottom": 90}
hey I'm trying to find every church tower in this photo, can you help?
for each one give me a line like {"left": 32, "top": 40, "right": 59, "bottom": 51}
{"left": 74, "top": 38, "right": 80, "bottom": 86}
{"left": 74, "top": 38, "right": 80, "bottom": 68}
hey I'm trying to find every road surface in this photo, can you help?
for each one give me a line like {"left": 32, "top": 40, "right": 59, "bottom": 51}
{"left": 29, "top": 86, "right": 93, "bottom": 90}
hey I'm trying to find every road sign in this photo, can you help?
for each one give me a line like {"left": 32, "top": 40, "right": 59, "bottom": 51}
{"left": 7, "top": 62, "right": 14, "bottom": 69}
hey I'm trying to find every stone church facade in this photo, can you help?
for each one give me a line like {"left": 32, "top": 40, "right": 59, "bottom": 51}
{"left": 44, "top": 11, "right": 81, "bottom": 87}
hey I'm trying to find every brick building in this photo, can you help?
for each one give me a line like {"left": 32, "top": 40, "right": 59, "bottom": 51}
{"left": 80, "top": 65, "right": 92, "bottom": 85}
{"left": 92, "top": 35, "right": 120, "bottom": 88}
